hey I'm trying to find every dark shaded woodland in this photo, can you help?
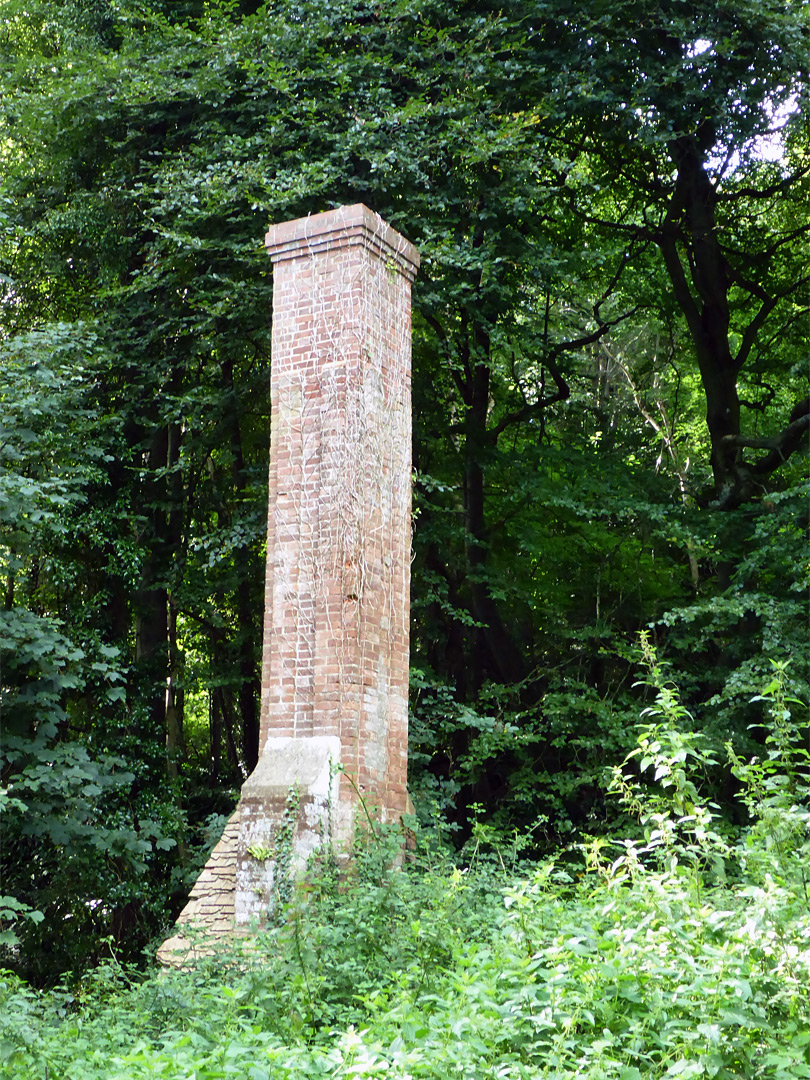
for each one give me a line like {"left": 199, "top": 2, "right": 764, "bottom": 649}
{"left": 0, "top": 0, "right": 807, "bottom": 982}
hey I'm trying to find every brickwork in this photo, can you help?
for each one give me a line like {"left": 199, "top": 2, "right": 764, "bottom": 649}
{"left": 158, "top": 206, "right": 418, "bottom": 962}
{"left": 260, "top": 204, "right": 418, "bottom": 815}
{"left": 156, "top": 809, "right": 241, "bottom": 964}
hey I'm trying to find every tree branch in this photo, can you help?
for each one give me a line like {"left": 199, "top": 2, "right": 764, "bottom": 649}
{"left": 657, "top": 230, "right": 704, "bottom": 345}
{"left": 734, "top": 272, "right": 810, "bottom": 372}
{"left": 488, "top": 307, "right": 638, "bottom": 443}
{"left": 727, "top": 221, "right": 810, "bottom": 265}
{"left": 715, "top": 162, "right": 810, "bottom": 203}
{"left": 721, "top": 408, "right": 810, "bottom": 478}
{"left": 421, "top": 308, "right": 471, "bottom": 404}
{"left": 488, "top": 360, "right": 570, "bottom": 442}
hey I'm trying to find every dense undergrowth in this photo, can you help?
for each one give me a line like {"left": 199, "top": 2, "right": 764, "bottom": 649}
{"left": 2, "top": 658, "right": 808, "bottom": 1079}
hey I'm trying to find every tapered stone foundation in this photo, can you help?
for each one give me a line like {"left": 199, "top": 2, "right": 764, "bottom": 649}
{"left": 158, "top": 205, "right": 418, "bottom": 964}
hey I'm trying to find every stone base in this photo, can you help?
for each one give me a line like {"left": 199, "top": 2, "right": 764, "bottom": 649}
{"left": 159, "top": 737, "right": 360, "bottom": 966}
{"left": 235, "top": 735, "right": 345, "bottom": 925}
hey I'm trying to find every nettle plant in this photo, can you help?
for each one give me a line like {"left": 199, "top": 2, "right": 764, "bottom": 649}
{"left": 604, "top": 632, "right": 730, "bottom": 883}
{"left": 606, "top": 637, "right": 809, "bottom": 887}
{"left": 728, "top": 659, "right": 810, "bottom": 894}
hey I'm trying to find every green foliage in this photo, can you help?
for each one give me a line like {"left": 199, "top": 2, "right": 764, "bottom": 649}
{"left": 0, "top": 0, "right": 807, "bottom": 982}
{"left": 0, "top": 606, "right": 180, "bottom": 978}
{"left": 0, "top": 897, "right": 43, "bottom": 952}
{"left": 0, "top": 321, "right": 184, "bottom": 982}
{"left": 2, "top": 663, "right": 810, "bottom": 1077}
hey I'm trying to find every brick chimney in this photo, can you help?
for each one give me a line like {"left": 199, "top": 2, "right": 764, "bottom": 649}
{"left": 158, "top": 205, "right": 419, "bottom": 959}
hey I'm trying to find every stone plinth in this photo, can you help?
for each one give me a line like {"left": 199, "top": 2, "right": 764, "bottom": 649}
{"left": 158, "top": 205, "right": 418, "bottom": 963}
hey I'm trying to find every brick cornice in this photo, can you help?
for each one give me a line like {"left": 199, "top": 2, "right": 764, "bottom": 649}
{"left": 265, "top": 203, "right": 420, "bottom": 282}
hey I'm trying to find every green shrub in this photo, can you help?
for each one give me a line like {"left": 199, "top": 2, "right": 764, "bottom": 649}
{"left": 2, "top": 654, "right": 808, "bottom": 1079}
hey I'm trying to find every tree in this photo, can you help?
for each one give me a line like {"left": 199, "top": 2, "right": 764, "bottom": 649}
{"left": 546, "top": 0, "right": 810, "bottom": 506}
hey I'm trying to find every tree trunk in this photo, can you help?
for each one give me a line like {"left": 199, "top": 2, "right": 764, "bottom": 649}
{"left": 661, "top": 132, "right": 745, "bottom": 505}
{"left": 135, "top": 426, "right": 168, "bottom": 733}
{"left": 134, "top": 420, "right": 183, "bottom": 744}
{"left": 463, "top": 341, "right": 527, "bottom": 687}
{"left": 221, "top": 355, "right": 261, "bottom": 774}
{"left": 165, "top": 597, "right": 185, "bottom": 778}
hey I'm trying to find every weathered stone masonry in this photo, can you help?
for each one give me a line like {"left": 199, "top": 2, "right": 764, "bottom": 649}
{"left": 158, "top": 205, "right": 419, "bottom": 961}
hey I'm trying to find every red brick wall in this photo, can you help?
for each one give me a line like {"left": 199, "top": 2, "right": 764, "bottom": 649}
{"left": 261, "top": 205, "right": 419, "bottom": 820}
